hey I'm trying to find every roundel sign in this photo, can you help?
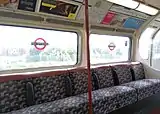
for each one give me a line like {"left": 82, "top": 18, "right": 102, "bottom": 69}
{"left": 32, "top": 38, "right": 48, "bottom": 51}
{"left": 108, "top": 42, "right": 116, "bottom": 51}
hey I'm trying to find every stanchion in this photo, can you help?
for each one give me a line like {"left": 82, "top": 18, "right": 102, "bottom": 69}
{"left": 84, "top": 0, "right": 93, "bottom": 114}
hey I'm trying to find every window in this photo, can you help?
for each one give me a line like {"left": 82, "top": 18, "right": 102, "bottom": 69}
{"left": 0, "top": 25, "right": 78, "bottom": 71}
{"left": 90, "top": 34, "right": 130, "bottom": 64}
{"left": 152, "top": 30, "right": 160, "bottom": 70}
{"left": 139, "top": 27, "right": 156, "bottom": 59}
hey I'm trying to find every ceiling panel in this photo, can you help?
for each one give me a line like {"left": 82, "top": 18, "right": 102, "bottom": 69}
{"left": 135, "top": 0, "right": 160, "bottom": 9}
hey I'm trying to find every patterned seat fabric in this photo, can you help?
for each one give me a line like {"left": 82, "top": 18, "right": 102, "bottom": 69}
{"left": 78, "top": 86, "right": 137, "bottom": 114}
{"left": 32, "top": 73, "right": 70, "bottom": 105}
{"left": 69, "top": 69, "right": 96, "bottom": 96}
{"left": 144, "top": 79, "right": 160, "bottom": 94}
{"left": 0, "top": 79, "right": 30, "bottom": 113}
{"left": 111, "top": 65, "right": 133, "bottom": 84}
{"left": 132, "top": 63, "right": 145, "bottom": 80}
{"left": 92, "top": 66, "right": 114, "bottom": 89}
{"left": 122, "top": 80, "right": 156, "bottom": 101}
{"left": 5, "top": 96, "right": 88, "bottom": 114}
{"left": 132, "top": 62, "right": 160, "bottom": 95}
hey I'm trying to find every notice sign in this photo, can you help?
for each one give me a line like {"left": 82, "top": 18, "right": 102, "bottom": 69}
{"left": 18, "top": 0, "right": 37, "bottom": 12}
{"left": 39, "top": 0, "right": 79, "bottom": 19}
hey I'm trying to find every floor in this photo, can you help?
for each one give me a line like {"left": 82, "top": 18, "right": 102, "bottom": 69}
{"left": 110, "top": 93, "right": 160, "bottom": 114}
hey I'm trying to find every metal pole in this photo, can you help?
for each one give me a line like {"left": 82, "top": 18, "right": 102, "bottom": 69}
{"left": 84, "top": 0, "right": 93, "bottom": 114}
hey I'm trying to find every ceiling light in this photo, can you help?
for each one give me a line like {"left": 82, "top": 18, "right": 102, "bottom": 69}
{"left": 106, "top": 0, "right": 139, "bottom": 9}
{"left": 136, "top": 3, "right": 159, "bottom": 15}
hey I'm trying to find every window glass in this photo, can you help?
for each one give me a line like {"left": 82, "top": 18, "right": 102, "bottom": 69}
{"left": 139, "top": 27, "right": 156, "bottom": 59}
{"left": 90, "top": 34, "right": 130, "bottom": 64}
{"left": 152, "top": 30, "right": 160, "bottom": 70}
{"left": 0, "top": 25, "right": 78, "bottom": 71}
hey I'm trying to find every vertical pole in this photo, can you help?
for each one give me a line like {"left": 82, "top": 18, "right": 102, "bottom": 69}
{"left": 84, "top": 0, "right": 93, "bottom": 114}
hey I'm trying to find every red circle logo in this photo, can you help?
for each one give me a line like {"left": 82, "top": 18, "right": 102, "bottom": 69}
{"left": 108, "top": 43, "right": 116, "bottom": 51}
{"left": 34, "top": 38, "right": 47, "bottom": 51}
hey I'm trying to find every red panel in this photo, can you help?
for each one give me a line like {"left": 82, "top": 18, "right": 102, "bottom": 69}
{"left": 101, "top": 12, "right": 116, "bottom": 24}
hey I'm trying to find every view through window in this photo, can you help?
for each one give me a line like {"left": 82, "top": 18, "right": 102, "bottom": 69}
{"left": 152, "top": 30, "right": 160, "bottom": 70}
{"left": 139, "top": 27, "right": 156, "bottom": 59}
{"left": 90, "top": 34, "right": 130, "bottom": 64}
{"left": 0, "top": 25, "right": 78, "bottom": 71}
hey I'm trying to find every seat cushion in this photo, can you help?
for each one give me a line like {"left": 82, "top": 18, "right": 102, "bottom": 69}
{"left": 6, "top": 96, "right": 88, "bottom": 114}
{"left": 144, "top": 79, "right": 160, "bottom": 94}
{"left": 92, "top": 66, "right": 114, "bottom": 89}
{"left": 79, "top": 86, "right": 137, "bottom": 114}
{"left": 112, "top": 64, "right": 133, "bottom": 84}
{"left": 132, "top": 62, "right": 145, "bottom": 80}
{"left": 122, "top": 80, "right": 155, "bottom": 101}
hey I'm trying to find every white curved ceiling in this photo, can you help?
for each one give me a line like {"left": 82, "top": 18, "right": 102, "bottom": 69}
{"left": 135, "top": 0, "right": 160, "bottom": 9}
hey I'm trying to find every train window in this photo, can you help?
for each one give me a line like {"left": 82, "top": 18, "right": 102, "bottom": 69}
{"left": 90, "top": 34, "right": 130, "bottom": 64}
{"left": 0, "top": 25, "right": 78, "bottom": 71}
{"left": 139, "top": 27, "right": 156, "bottom": 59}
{"left": 151, "top": 30, "right": 160, "bottom": 70}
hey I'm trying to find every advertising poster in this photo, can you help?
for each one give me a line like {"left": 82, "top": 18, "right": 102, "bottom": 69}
{"left": 110, "top": 13, "right": 129, "bottom": 27}
{"left": 39, "top": 0, "right": 80, "bottom": 19}
{"left": 101, "top": 11, "right": 116, "bottom": 25}
{"left": 18, "top": 0, "right": 37, "bottom": 12}
{"left": 0, "top": 0, "right": 19, "bottom": 9}
{"left": 123, "top": 17, "right": 144, "bottom": 29}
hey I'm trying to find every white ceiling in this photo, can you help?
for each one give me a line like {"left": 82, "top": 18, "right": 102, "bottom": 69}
{"left": 135, "top": 0, "right": 160, "bottom": 9}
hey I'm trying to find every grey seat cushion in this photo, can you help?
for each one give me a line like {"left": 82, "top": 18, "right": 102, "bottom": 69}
{"left": 5, "top": 86, "right": 137, "bottom": 114}
{"left": 122, "top": 80, "right": 156, "bottom": 101}
{"left": 79, "top": 86, "right": 137, "bottom": 114}
{"left": 5, "top": 96, "right": 88, "bottom": 114}
{"left": 144, "top": 79, "right": 160, "bottom": 94}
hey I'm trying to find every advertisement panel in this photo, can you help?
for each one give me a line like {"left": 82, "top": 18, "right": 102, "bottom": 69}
{"left": 0, "top": 0, "right": 19, "bottom": 9}
{"left": 18, "top": 0, "right": 37, "bottom": 12}
{"left": 123, "top": 17, "right": 144, "bottom": 29}
{"left": 39, "top": 0, "right": 80, "bottom": 19}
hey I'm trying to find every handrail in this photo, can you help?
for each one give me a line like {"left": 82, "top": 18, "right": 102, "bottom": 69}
{"left": 84, "top": 0, "right": 93, "bottom": 114}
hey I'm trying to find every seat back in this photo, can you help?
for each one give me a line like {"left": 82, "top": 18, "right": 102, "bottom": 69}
{"left": 0, "top": 79, "right": 29, "bottom": 113}
{"left": 32, "top": 71, "right": 69, "bottom": 105}
{"left": 131, "top": 62, "right": 145, "bottom": 80}
{"left": 92, "top": 66, "right": 115, "bottom": 89}
{"left": 111, "top": 64, "right": 133, "bottom": 85}
{"left": 0, "top": 70, "right": 70, "bottom": 113}
{"left": 68, "top": 68, "right": 96, "bottom": 96}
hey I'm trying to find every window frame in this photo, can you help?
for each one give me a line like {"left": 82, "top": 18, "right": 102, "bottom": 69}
{"left": 139, "top": 27, "right": 157, "bottom": 60}
{"left": 0, "top": 24, "right": 82, "bottom": 74}
{"left": 150, "top": 29, "right": 160, "bottom": 67}
{"left": 89, "top": 32, "right": 132, "bottom": 65}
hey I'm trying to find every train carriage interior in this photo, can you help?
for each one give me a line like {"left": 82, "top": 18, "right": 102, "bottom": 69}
{"left": 1, "top": 0, "right": 160, "bottom": 114}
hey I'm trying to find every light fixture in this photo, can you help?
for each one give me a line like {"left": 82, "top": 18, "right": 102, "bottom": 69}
{"left": 106, "top": 0, "right": 139, "bottom": 9}
{"left": 136, "top": 3, "right": 159, "bottom": 15}
{"left": 106, "top": 0, "right": 159, "bottom": 15}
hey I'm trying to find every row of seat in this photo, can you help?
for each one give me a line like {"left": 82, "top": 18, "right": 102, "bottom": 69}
{"left": 1, "top": 62, "right": 160, "bottom": 114}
